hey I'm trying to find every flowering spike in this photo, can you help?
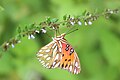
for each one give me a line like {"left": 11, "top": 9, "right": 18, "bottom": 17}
{"left": 11, "top": 44, "right": 15, "bottom": 48}
{"left": 0, "top": 8, "right": 119, "bottom": 52}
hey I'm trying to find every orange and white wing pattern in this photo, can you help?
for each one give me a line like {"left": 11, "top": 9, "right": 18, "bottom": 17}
{"left": 49, "top": 39, "right": 81, "bottom": 74}
{"left": 57, "top": 41, "right": 81, "bottom": 74}
{"left": 36, "top": 33, "right": 81, "bottom": 74}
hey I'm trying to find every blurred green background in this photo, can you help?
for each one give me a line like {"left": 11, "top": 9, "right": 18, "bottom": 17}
{"left": 0, "top": 0, "right": 120, "bottom": 80}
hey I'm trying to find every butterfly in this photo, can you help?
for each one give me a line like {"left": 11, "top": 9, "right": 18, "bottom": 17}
{"left": 36, "top": 33, "right": 81, "bottom": 74}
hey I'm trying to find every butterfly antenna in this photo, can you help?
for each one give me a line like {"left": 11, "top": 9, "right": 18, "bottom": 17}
{"left": 65, "top": 27, "right": 78, "bottom": 35}
{"left": 66, "top": 28, "right": 78, "bottom": 35}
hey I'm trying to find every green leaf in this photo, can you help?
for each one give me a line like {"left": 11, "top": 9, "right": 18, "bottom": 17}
{"left": 50, "top": 18, "right": 59, "bottom": 23}
{"left": 46, "top": 17, "right": 51, "bottom": 24}
{"left": 63, "top": 14, "right": 67, "bottom": 20}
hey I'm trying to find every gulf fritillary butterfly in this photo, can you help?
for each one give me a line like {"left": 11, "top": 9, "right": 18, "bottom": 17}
{"left": 36, "top": 33, "right": 81, "bottom": 74}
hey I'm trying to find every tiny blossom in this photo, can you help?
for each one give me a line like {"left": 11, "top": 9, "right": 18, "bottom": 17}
{"left": 88, "top": 14, "right": 92, "bottom": 17}
{"left": 6, "top": 43, "right": 9, "bottom": 46}
{"left": 85, "top": 22, "right": 88, "bottom": 25}
{"left": 11, "top": 44, "right": 15, "bottom": 48}
{"left": 30, "top": 34, "right": 35, "bottom": 39}
{"left": 71, "top": 17, "right": 74, "bottom": 20}
{"left": 35, "top": 30, "right": 40, "bottom": 33}
{"left": 110, "top": 11, "right": 113, "bottom": 14}
{"left": 52, "top": 27, "right": 55, "bottom": 30}
{"left": 88, "top": 21, "right": 92, "bottom": 25}
{"left": 28, "top": 34, "right": 35, "bottom": 39}
{"left": 41, "top": 29, "right": 46, "bottom": 33}
{"left": 70, "top": 21, "right": 75, "bottom": 25}
{"left": 28, "top": 35, "right": 31, "bottom": 39}
{"left": 78, "top": 21, "right": 82, "bottom": 25}
{"left": 18, "top": 40, "right": 21, "bottom": 43}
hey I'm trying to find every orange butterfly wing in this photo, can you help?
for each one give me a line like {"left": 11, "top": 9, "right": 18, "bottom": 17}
{"left": 58, "top": 41, "right": 81, "bottom": 74}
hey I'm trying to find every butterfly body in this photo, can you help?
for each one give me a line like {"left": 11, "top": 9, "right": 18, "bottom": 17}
{"left": 37, "top": 33, "right": 81, "bottom": 74}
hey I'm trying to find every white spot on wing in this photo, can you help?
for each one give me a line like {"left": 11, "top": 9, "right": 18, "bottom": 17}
{"left": 76, "top": 71, "right": 79, "bottom": 74}
{"left": 45, "top": 63, "right": 49, "bottom": 67}
{"left": 42, "top": 46, "right": 48, "bottom": 49}
{"left": 37, "top": 53, "right": 43, "bottom": 57}
{"left": 59, "top": 48, "right": 62, "bottom": 52}
{"left": 74, "top": 68, "right": 77, "bottom": 74}
{"left": 75, "top": 62, "right": 78, "bottom": 67}
{"left": 45, "top": 49, "right": 50, "bottom": 52}
{"left": 41, "top": 61, "right": 44, "bottom": 64}
{"left": 54, "top": 62, "right": 60, "bottom": 68}
{"left": 42, "top": 62, "right": 45, "bottom": 66}
{"left": 46, "top": 57, "right": 51, "bottom": 60}
{"left": 39, "top": 50, "right": 42, "bottom": 52}
{"left": 53, "top": 62, "right": 56, "bottom": 67}
{"left": 44, "top": 54, "right": 49, "bottom": 58}
{"left": 53, "top": 46, "right": 57, "bottom": 57}
{"left": 54, "top": 54, "right": 59, "bottom": 60}
{"left": 38, "top": 59, "right": 41, "bottom": 62}
{"left": 69, "top": 66, "right": 72, "bottom": 72}
{"left": 52, "top": 43, "right": 56, "bottom": 49}
{"left": 58, "top": 41, "right": 62, "bottom": 48}
{"left": 78, "top": 66, "right": 80, "bottom": 68}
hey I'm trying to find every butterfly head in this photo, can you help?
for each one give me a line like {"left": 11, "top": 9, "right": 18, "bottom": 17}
{"left": 52, "top": 33, "right": 66, "bottom": 41}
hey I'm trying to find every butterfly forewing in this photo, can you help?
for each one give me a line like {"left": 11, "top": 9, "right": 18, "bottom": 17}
{"left": 57, "top": 41, "right": 81, "bottom": 74}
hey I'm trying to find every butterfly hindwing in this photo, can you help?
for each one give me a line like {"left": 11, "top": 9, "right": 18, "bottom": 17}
{"left": 36, "top": 41, "right": 59, "bottom": 68}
